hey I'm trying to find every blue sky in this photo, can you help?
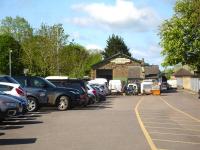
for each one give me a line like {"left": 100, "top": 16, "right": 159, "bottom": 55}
{"left": 0, "top": 0, "right": 176, "bottom": 69}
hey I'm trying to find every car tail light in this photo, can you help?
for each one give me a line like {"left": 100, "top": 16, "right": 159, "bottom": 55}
{"left": 92, "top": 90, "right": 96, "bottom": 95}
{"left": 16, "top": 87, "right": 25, "bottom": 96}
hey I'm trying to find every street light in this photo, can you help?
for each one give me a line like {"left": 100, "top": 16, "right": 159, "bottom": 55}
{"left": 9, "top": 49, "right": 12, "bottom": 76}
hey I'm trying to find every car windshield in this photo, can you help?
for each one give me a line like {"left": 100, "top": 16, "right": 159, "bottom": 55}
{"left": 43, "top": 79, "right": 56, "bottom": 88}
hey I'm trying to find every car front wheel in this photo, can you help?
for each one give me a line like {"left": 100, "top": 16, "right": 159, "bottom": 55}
{"left": 57, "top": 96, "right": 69, "bottom": 111}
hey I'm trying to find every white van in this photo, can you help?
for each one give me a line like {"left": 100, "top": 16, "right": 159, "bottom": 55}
{"left": 89, "top": 78, "right": 108, "bottom": 85}
{"left": 109, "top": 80, "right": 122, "bottom": 93}
{"left": 141, "top": 80, "right": 153, "bottom": 94}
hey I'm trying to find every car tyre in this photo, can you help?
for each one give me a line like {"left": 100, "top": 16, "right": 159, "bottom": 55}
{"left": 27, "top": 97, "right": 39, "bottom": 112}
{"left": 57, "top": 96, "right": 69, "bottom": 111}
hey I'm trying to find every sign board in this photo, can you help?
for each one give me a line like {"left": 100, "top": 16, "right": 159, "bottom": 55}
{"left": 111, "top": 58, "right": 131, "bottom": 64}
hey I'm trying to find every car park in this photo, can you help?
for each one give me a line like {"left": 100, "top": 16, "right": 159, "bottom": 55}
{"left": 13, "top": 76, "right": 82, "bottom": 111}
{"left": 0, "top": 92, "right": 24, "bottom": 122}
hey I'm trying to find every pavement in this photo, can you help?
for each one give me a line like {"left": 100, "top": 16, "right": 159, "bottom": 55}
{"left": 0, "top": 90, "right": 200, "bottom": 150}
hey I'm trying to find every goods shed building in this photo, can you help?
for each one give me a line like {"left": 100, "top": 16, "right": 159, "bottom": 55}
{"left": 91, "top": 53, "right": 159, "bottom": 82}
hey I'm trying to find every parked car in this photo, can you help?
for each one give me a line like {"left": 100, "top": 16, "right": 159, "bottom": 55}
{"left": 45, "top": 77, "right": 88, "bottom": 92}
{"left": 87, "top": 93, "right": 96, "bottom": 104}
{"left": 0, "top": 81, "right": 26, "bottom": 99}
{"left": 141, "top": 80, "right": 153, "bottom": 94}
{"left": 45, "top": 77, "right": 89, "bottom": 106}
{"left": 13, "top": 76, "right": 82, "bottom": 111}
{"left": 88, "top": 78, "right": 110, "bottom": 95}
{"left": 0, "top": 77, "right": 28, "bottom": 113}
{"left": 198, "top": 89, "right": 200, "bottom": 99}
{"left": 109, "top": 80, "right": 122, "bottom": 94}
{"left": 124, "top": 83, "right": 138, "bottom": 95}
{"left": 87, "top": 84, "right": 99, "bottom": 102}
{"left": 90, "top": 84, "right": 106, "bottom": 101}
{"left": 0, "top": 92, "right": 23, "bottom": 122}
{"left": 0, "top": 76, "right": 48, "bottom": 112}
{"left": 167, "top": 79, "right": 177, "bottom": 89}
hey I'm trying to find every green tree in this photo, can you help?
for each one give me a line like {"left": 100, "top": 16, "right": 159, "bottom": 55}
{"left": 0, "top": 16, "right": 33, "bottom": 42}
{"left": 21, "top": 24, "right": 69, "bottom": 76}
{"left": 103, "top": 34, "right": 131, "bottom": 59}
{"left": 159, "top": 0, "right": 200, "bottom": 71}
{"left": 0, "top": 34, "right": 24, "bottom": 75}
{"left": 60, "top": 44, "right": 102, "bottom": 78}
{"left": 22, "top": 35, "right": 61, "bottom": 76}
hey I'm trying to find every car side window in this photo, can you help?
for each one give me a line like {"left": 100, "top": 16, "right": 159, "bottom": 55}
{"left": 30, "top": 78, "right": 46, "bottom": 88}
{"left": 0, "top": 85, "right": 13, "bottom": 91}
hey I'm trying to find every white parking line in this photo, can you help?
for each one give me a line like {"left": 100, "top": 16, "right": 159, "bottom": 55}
{"left": 144, "top": 121, "right": 200, "bottom": 127}
{"left": 145, "top": 126, "right": 200, "bottom": 132}
{"left": 150, "top": 131, "right": 200, "bottom": 137}
{"left": 142, "top": 117, "right": 194, "bottom": 121}
{"left": 153, "top": 138, "right": 200, "bottom": 145}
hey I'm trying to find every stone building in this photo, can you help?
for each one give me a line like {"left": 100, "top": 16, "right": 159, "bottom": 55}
{"left": 91, "top": 53, "right": 160, "bottom": 82}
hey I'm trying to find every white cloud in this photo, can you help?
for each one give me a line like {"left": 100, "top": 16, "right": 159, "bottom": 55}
{"left": 69, "top": 0, "right": 160, "bottom": 31}
{"left": 131, "top": 43, "right": 163, "bottom": 66}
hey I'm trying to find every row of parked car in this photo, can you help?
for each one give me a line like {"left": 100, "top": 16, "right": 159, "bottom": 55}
{"left": 0, "top": 76, "right": 110, "bottom": 122}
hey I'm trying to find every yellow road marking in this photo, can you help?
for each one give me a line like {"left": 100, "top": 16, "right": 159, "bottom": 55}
{"left": 144, "top": 121, "right": 200, "bottom": 126}
{"left": 135, "top": 97, "right": 157, "bottom": 150}
{"left": 145, "top": 126, "right": 200, "bottom": 132}
{"left": 160, "top": 97, "right": 200, "bottom": 122}
{"left": 150, "top": 131, "right": 200, "bottom": 137}
{"left": 153, "top": 138, "right": 200, "bottom": 145}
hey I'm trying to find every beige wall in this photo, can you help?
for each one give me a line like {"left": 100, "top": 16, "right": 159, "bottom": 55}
{"left": 183, "top": 77, "right": 191, "bottom": 90}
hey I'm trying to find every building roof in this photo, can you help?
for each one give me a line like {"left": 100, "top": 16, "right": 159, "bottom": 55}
{"left": 173, "top": 68, "right": 194, "bottom": 77}
{"left": 92, "top": 53, "right": 142, "bottom": 69}
{"left": 145, "top": 65, "right": 160, "bottom": 76}
{"left": 128, "top": 66, "right": 143, "bottom": 79}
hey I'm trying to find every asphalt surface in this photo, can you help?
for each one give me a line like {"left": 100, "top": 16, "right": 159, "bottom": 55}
{"left": 1, "top": 90, "right": 200, "bottom": 150}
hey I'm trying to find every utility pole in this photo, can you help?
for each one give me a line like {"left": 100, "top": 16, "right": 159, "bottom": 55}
{"left": 9, "top": 49, "right": 12, "bottom": 76}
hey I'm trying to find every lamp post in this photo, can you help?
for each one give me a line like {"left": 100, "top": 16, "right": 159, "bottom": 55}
{"left": 9, "top": 49, "right": 12, "bottom": 76}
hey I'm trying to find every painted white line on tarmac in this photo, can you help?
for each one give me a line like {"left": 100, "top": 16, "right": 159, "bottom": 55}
{"left": 153, "top": 138, "right": 200, "bottom": 145}
{"left": 145, "top": 126, "right": 200, "bottom": 132}
{"left": 135, "top": 97, "right": 158, "bottom": 150}
{"left": 150, "top": 131, "right": 200, "bottom": 137}
{"left": 142, "top": 117, "right": 194, "bottom": 121}
{"left": 144, "top": 121, "right": 200, "bottom": 127}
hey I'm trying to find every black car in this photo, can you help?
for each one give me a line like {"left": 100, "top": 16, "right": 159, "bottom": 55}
{"left": 12, "top": 76, "right": 81, "bottom": 111}
{"left": 0, "top": 92, "right": 23, "bottom": 122}
{"left": 46, "top": 78, "right": 89, "bottom": 106}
